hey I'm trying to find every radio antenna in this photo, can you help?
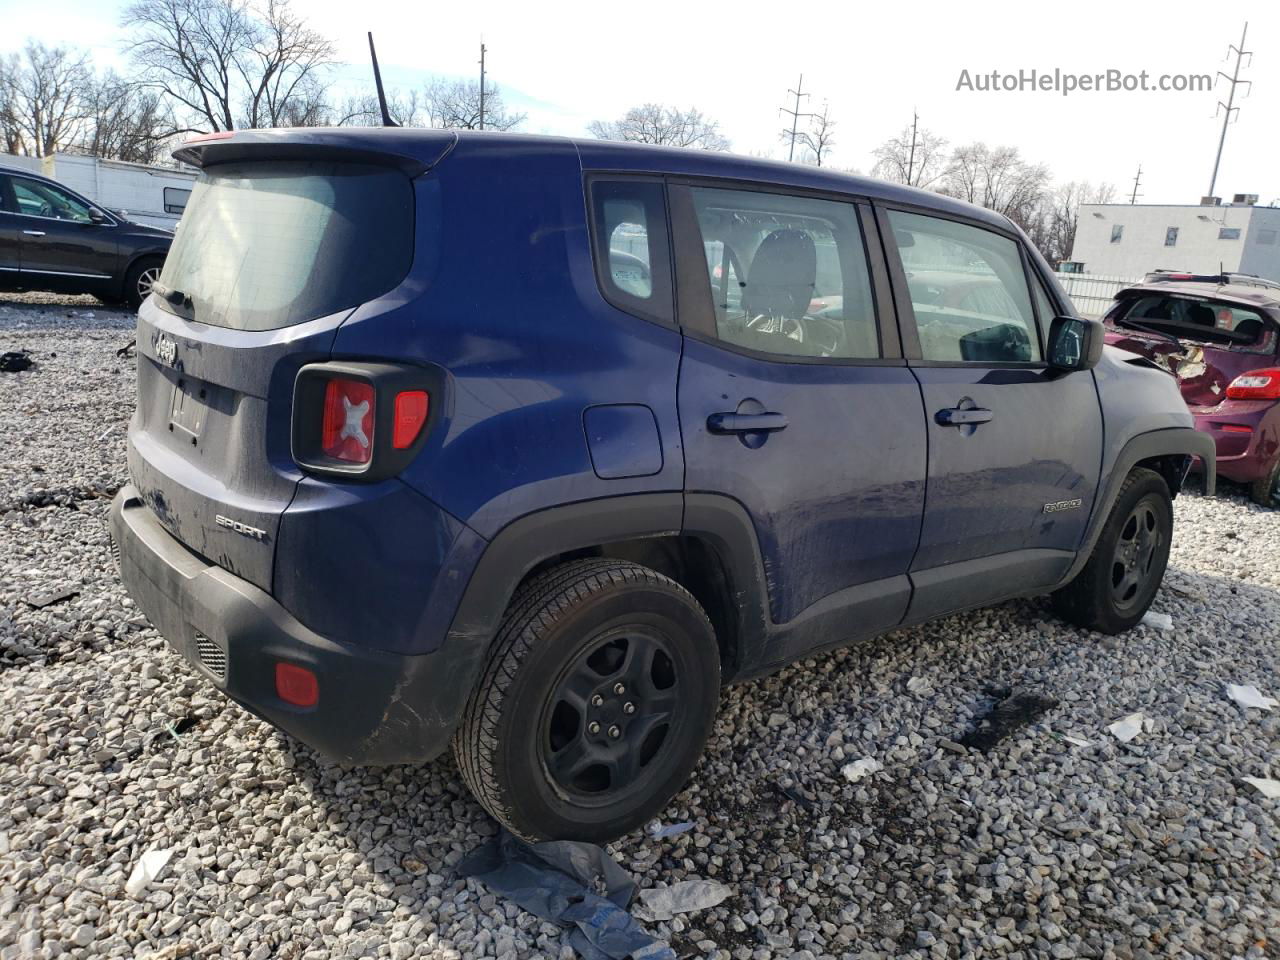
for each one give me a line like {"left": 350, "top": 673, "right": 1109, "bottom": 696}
{"left": 367, "top": 33, "right": 398, "bottom": 127}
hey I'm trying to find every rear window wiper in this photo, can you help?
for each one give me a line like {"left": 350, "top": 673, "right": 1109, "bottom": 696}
{"left": 151, "top": 281, "right": 192, "bottom": 311}
{"left": 1115, "top": 316, "right": 1182, "bottom": 347}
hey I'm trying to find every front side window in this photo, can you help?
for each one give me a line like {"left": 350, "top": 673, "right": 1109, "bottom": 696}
{"left": 11, "top": 177, "right": 92, "bottom": 223}
{"left": 888, "top": 210, "right": 1041, "bottom": 363}
{"left": 1165, "top": 227, "right": 1179, "bottom": 247}
{"left": 589, "top": 180, "right": 672, "bottom": 324}
{"left": 688, "top": 186, "right": 878, "bottom": 359}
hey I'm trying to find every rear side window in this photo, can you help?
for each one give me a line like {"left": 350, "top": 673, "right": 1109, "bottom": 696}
{"left": 688, "top": 186, "right": 879, "bottom": 360}
{"left": 157, "top": 161, "right": 413, "bottom": 331}
{"left": 888, "top": 210, "right": 1041, "bottom": 364}
{"left": 589, "top": 180, "right": 672, "bottom": 324}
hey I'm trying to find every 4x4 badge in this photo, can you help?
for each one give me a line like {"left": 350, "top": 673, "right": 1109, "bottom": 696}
{"left": 155, "top": 335, "right": 177, "bottom": 367}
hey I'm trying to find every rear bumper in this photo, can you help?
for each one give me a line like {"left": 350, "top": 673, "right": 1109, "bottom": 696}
{"left": 1191, "top": 401, "right": 1280, "bottom": 484}
{"left": 111, "top": 485, "right": 484, "bottom": 765}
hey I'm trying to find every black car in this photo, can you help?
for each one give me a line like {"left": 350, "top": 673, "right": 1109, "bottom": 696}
{"left": 0, "top": 165, "right": 173, "bottom": 309}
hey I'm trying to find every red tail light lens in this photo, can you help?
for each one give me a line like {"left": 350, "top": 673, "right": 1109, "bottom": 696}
{"left": 1226, "top": 368, "right": 1280, "bottom": 400}
{"left": 321, "top": 378, "right": 375, "bottom": 463}
{"left": 275, "top": 662, "right": 318, "bottom": 707}
{"left": 393, "top": 390, "right": 430, "bottom": 449}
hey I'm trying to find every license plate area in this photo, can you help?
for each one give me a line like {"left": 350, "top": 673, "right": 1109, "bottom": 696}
{"left": 168, "top": 376, "right": 207, "bottom": 446}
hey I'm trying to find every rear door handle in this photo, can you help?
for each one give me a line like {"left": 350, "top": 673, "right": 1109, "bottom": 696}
{"left": 935, "top": 406, "right": 993, "bottom": 426}
{"left": 22, "top": 230, "right": 45, "bottom": 237}
{"left": 707, "top": 412, "right": 789, "bottom": 434}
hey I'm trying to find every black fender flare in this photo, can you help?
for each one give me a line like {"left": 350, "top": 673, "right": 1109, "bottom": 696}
{"left": 1059, "top": 426, "right": 1215, "bottom": 587}
{"left": 443, "top": 491, "right": 771, "bottom": 679}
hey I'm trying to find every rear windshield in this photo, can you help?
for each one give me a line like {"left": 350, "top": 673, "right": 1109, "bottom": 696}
{"left": 156, "top": 161, "right": 413, "bottom": 331}
{"left": 1112, "top": 295, "right": 1277, "bottom": 354}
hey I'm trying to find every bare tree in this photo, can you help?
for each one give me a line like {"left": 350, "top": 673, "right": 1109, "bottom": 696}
{"left": 80, "top": 71, "right": 175, "bottom": 163}
{"left": 793, "top": 102, "right": 835, "bottom": 166}
{"left": 1037, "top": 180, "right": 1117, "bottom": 264}
{"left": 121, "top": 0, "right": 335, "bottom": 133}
{"left": 871, "top": 121, "right": 948, "bottom": 188}
{"left": 940, "top": 143, "right": 1051, "bottom": 231}
{"left": 421, "top": 78, "right": 523, "bottom": 131}
{"left": 0, "top": 42, "right": 95, "bottom": 157}
{"left": 589, "top": 104, "right": 729, "bottom": 150}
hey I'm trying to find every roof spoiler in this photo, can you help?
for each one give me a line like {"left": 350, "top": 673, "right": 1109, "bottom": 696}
{"left": 172, "top": 128, "right": 457, "bottom": 176}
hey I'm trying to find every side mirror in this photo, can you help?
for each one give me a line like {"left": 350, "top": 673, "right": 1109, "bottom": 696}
{"left": 1047, "top": 315, "right": 1105, "bottom": 372}
{"left": 88, "top": 208, "right": 109, "bottom": 224}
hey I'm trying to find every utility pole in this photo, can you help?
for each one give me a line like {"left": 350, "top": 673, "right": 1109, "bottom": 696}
{"left": 779, "top": 74, "right": 814, "bottom": 162}
{"left": 478, "top": 41, "right": 487, "bottom": 130}
{"left": 1208, "top": 22, "right": 1252, "bottom": 199}
{"left": 1129, "top": 164, "right": 1143, "bottom": 204}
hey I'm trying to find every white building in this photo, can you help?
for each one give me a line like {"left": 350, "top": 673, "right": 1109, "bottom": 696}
{"left": 0, "top": 153, "right": 197, "bottom": 230}
{"left": 1068, "top": 197, "right": 1280, "bottom": 283}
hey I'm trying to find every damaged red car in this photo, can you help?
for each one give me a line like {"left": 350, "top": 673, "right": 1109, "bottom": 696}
{"left": 1103, "top": 279, "right": 1280, "bottom": 506}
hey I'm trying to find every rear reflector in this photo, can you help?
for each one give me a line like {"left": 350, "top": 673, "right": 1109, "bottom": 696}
{"left": 275, "top": 662, "right": 318, "bottom": 707}
{"left": 393, "top": 390, "right": 430, "bottom": 449}
{"left": 1219, "top": 423, "right": 1254, "bottom": 433}
{"left": 1226, "top": 368, "right": 1280, "bottom": 400}
{"left": 321, "top": 378, "right": 375, "bottom": 463}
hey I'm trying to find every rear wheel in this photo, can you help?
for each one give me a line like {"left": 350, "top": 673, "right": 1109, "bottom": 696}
{"left": 454, "top": 559, "right": 720, "bottom": 842}
{"left": 124, "top": 257, "right": 164, "bottom": 310}
{"left": 1052, "top": 468, "right": 1173, "bottom": 634}
{"left": 1249, "top": 457, "right": 1280, "bottom": 508}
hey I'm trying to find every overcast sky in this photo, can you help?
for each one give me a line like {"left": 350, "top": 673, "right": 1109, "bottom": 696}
{"left": 2, "top": 0, "right": 1276, "bottom": 205}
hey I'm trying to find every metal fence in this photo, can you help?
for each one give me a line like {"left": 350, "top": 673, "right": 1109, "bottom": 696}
{"left": 1053, "top": 272, "right": 1143, "bottom": 319}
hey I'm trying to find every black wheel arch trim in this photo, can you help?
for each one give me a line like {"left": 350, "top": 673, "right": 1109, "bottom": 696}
{"left": 1057, "top": 426, "right": 1215, "bottom": 588}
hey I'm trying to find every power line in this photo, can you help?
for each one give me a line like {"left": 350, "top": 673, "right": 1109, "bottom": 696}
{"left": 1208, "top": 21, "right": 1252, "bottom": 199}
{"left": 779, "top": 74, "right": 815, "bottom": 162}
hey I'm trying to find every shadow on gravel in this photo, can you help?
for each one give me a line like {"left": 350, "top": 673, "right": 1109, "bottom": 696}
{"left": 959, "top": 687, "right": 1059, "bottom": 752}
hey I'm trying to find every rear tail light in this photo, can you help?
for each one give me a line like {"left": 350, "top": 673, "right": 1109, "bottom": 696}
{"left": 1226, "top": 368, "right": 1280, "bottom": 400}
{"left": 321, "top": 378, "right": 375, "bottom": 463}
{"left": 275, "top": 662, "right": 318, "bottom": 707}
{"left": 293, "top": 363, "right": 436, "bottom": 480}
{"left": 393, "top": 390, "right": 429, "bottom": 449}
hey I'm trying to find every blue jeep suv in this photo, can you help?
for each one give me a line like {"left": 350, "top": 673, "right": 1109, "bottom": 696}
{"left": 111, "top": 128, "right": 1214, "bottom": 842}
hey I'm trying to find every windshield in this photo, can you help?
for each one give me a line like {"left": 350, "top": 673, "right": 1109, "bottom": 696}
{"left": 1112, "top": 295, "right": 1276, "bottom": 354}
{"left": 156, "top": 160, "right": 413, "bottom": 331}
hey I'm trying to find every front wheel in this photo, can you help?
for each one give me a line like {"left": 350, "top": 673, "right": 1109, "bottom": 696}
{"left": 124, "top": 257, "right": 164, "bottom": 310}
{"left": 1052, "top": 468, "right": 1173, "bottom": 634}
{"left": 454, "top": 559, "right": 720, "bottom": 842}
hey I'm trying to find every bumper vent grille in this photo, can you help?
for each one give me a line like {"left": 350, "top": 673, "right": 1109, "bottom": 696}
{"left": 194, "top": 634, "right": 227, "bottom": 681}
{"left": 109, "top": 535, "right": 121, "bottom": 571}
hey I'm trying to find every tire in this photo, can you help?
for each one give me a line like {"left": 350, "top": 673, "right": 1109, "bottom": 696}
{"left": 124, "top": 257, "right": 164, "bottom": 310}
{"left": 1249, "top": 457, "right": 1280, "bottom": 508}
{"left": 1051, "top": 467, "right": 1173, "bottom": 634}
{"left": 454, "top": 558, "right": 720, "bottom": 843}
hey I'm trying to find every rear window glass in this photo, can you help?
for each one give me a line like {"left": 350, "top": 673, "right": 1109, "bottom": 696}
{"left": 156, "top": 161, "right": 413, "bottom": 331}
{"left": 1114, "top": 295, "right": 1276, "bottom": 354}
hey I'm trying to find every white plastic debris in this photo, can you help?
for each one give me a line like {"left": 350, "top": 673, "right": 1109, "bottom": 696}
{"left": 841, "top": 757, "right": 883, "bottom": 782}
{"left": 646, "top": 820, "right": 694, "bottom": 840}
{"left": 1242, "top": 777, "right": 1280, "bottom": 799}
{"left": 124, "top": 847, "right": 173, "bottom": 897}
{"left": 635, "top": 879, "right": 731, "bottom": 921}
{"left": 1062, "top": 735, "right": 1092, "bottom": 747}
{"left": 1226, "top": 684, "right": 1278, "bottom": 711}
{"left": 1108, "top": 713, "right": 1145, "bottom": 743}
{"left": 1141, "top": 611, "right": 1173, "bottom": 631}
{"left": 906, "top": 676, "right": 931, "bottom": 694}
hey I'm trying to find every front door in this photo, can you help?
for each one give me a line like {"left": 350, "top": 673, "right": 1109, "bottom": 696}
{"left": 673, "top": 183, "right": 928, "bottom": 663}
{"left": 879, "top": 207, "right": 1103, "bottom": 621}
{"left": 0, "top": 175, "right": 22, "bottom": 281}
{"left": 9, "top": 175, "right": 117, "bottom": 288}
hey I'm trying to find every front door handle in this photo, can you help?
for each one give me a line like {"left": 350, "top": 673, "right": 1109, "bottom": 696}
{"left": 22, "top": 230, "right": 46, "bottom": 237}
{"left": 707, "top": 412, "right": 789, "bottom": 435}
{"left": 935, "top": 405, "right": 993, "bottom": 427}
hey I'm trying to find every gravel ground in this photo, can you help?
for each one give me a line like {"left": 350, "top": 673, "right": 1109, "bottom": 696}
{"left": 1, "top": 296, "right": 1278, "bottom": 960}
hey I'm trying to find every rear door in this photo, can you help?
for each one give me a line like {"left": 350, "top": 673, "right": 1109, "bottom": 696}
{"left": 8, "top": 175, "right": 118, "bottom": 285}
{"left": 128, "top": 158, "right": 417, "bottom": 591}
{"left": 878, "top": 206, "right": 1103, "bottom": 621}
{"left": 673, "top": 182, "right": 927, "bottom": 662}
